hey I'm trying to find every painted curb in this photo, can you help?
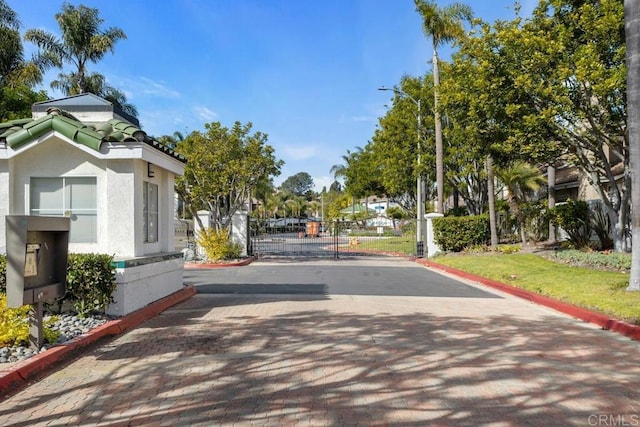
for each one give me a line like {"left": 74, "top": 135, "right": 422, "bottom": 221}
{"left": 0, "top": 285, "right": 196, "bottom": 399}
{"left": 184, "top": 256, "right": 257, "bottom": 269}
{"left": 418, "top": 259, "right": 640, "bottom": 341}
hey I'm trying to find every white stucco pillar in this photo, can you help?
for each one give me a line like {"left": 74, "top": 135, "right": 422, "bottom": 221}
{"left": 425, "top": 212, "right": 444, "bottom": 258}
{"left": 194, "top": 210, "right": 211, "bottom": 258}
{"left": 231, "top": 210, "right": 249, "bottom": 257}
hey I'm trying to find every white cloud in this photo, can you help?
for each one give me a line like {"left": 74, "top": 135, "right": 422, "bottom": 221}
{"left": 137, "top": 77, "right": 181, "bottom": 98}
{"left": 193, "top": 106, "right": 217, "bottom": 122}
{"left": 113, "top": 75, "right": 181, "bottom": 100}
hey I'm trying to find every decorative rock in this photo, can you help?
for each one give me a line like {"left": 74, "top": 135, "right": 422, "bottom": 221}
{"left": 0, "top": 313, "right": 111, "bottom": 364}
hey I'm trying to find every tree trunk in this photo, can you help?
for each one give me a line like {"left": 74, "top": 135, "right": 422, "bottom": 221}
{"left": 486, "top": 155, "right": 499, "bottom": 248}
{"left": 433, "top": 47, "right": 444, "bottom": 214}
{"left": 626, "top": 0, "right": 640, "bottom": 290}
{"left": 548, "top": 165, "right": 556, "bottom": 243}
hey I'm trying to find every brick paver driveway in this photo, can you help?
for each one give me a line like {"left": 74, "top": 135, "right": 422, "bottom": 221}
{"left": 0, "top": 256, "right": 638, "bottom": 426}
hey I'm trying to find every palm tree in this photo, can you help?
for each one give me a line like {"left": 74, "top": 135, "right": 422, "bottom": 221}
{"left": 157, "top": 131, "right": 186, "bottom": 150}
{"left": 625, "top": 0, "right": 640, "bottom": 290}
{"left": 415, "top": 0, "right": 472, "bottom": 214}
{"left": 330, "top": 147, "right": 362, "bottom": 217}
{"left": 0, "top": 0, "right": 54, "bottom": 88}
{"left": 496, "top": 161, "right": 546, "bottom": 245}
{"left": 24, "top": 3, "right": 126, "bottom": 95}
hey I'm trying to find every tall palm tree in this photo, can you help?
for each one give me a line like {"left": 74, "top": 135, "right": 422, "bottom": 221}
{"left": 625, "top": 0, "right": 640, "bottom": 290}
{"left": 415, "top": 0, "right": 472, "bottom": 214}
{"left": 24, "top": 3, "right": 126, "bottom": 95}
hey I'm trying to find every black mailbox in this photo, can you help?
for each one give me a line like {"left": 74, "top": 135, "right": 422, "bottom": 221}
{"left": 6, "top": 215, "right": 70, "bottom": 307}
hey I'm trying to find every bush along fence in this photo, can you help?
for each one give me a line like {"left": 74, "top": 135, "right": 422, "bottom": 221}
{"left": 0, "top": 253, "right": 116, "bottom": 318}
{"left": 433, "top": 215, "right": 490, "bottom": 252}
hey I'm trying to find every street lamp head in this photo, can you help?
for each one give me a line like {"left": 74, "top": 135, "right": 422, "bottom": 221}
{"left": 378, "top": 87, "right": 389, "bottom": 91}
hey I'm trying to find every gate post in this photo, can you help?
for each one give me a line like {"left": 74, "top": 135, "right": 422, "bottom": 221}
{"left": 231, "top": 209, "right": 249, "bottom": 257}
{"left": 425, "top": 213, "right": 444, "bottom": 258}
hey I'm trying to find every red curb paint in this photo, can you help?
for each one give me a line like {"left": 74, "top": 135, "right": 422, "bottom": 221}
{"left": 0, "top": 285, "right": 196, "bottom": 399}
{"left": 0, "top": 370, "right": 24, "bottom": 396}
{"left": 184, "top": 256, "right": 257, "bottom": 269}
{"left": 419, "top": 259, "right": 640, "bottom": 341}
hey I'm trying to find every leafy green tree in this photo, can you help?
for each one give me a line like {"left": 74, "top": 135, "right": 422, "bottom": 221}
{"left": 279, "top": 172, "right": 314, "bottom": 197}
{"left": 175, "top": 121, "right": 283, "bottom": 231}
{"left": 626, "top": 0, "right": 640, "bottom": 289}
{"left": 0, "top": 0, "right": 49, "bottom": 120}
{"left": 329, "top": 180, "right": 342, "bottom": 192}
{"left": 373, "top": 74, "right": 435, "bottom": 211}
{"left": 414, "top": 0, "right": 473, "bottom": 214}
{"left": 0, "top": 85, "right": 47, "bottom": 121}
{"left": 331, "top": 147, "right": 362, "bottom": 216}
{"left": 504, "top": 0, "right": 628, "bottom": 251}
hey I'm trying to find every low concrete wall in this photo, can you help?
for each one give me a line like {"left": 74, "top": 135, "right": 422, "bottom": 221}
{"left": 107, "top": 252, "right": 184, "bottom": 316}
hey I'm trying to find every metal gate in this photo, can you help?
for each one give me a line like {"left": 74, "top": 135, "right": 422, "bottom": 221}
{"left": 249, "top": 219, "right": 418, "bottom": 258}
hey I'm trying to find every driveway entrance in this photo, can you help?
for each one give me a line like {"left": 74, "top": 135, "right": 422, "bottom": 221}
{"left": 0, "top": 257, "right": 638, "bottom": 426}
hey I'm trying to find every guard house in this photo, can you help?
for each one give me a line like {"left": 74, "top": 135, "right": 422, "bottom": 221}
{"left": 0, "top": 94, "right": 186, "bottom": 316}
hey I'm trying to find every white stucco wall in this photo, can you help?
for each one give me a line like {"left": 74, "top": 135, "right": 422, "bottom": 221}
{"left": 0, "top": 163, "right": 9, "bottom": 253}
{"left": 10, "top": 137, "right": 107, "bottom": 254}
{"left": 108, "top": 255, "right": 184, "bottom": 317}
{"left": 1, "top": 135, "right": 180, "bottom": 259}
{"left": 105, "top": 160, "right": 136, "bottom": 256}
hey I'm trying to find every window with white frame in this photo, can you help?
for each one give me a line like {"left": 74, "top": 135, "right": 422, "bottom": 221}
{"left": 143, "top": 181, "right": 158, "bottom": 243}
{"left": 30, "top": 177, "right": 97, "bottom": 243}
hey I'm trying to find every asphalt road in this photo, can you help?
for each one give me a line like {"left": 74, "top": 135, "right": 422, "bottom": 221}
{"left": 185, "top": 256, "right": 499, "bottom": 299}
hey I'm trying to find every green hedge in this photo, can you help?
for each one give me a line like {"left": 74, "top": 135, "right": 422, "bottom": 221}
{"left": 0, "top": 253, "right": 116, "bottom": 317}
{"left": 433, "top": 215, "right": 490, "bottom": 252}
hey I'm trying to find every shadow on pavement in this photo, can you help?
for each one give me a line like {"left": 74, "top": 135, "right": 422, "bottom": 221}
{"left": 1, "top": 299, "right": 637, "bottom": 426}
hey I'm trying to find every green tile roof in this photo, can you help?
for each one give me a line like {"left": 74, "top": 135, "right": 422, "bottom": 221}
{"left": 0, "top": 108, "right": 185, "bottom": 162}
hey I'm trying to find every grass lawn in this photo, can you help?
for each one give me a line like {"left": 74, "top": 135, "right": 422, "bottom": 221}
{"left": 350, "top": 236, "right": 415, "bottom": 255}
{"left": 431, "top": 253, "right": 640, "bottom": 324}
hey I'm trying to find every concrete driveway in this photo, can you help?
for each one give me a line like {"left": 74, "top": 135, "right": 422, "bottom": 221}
{"left": 0, "top": 256, "right": 638, "bottom": 426}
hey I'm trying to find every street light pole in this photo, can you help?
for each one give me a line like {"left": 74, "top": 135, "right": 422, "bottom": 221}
{"left": 378, "top": 86, "right": 424, "bottom": 257}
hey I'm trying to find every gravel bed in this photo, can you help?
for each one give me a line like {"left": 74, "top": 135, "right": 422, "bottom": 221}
{"left": 0, "top": 313, "right": 112, "bottom": 364}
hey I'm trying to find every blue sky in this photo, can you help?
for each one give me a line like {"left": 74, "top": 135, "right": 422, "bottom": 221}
{"left": 10, "top": 0, "right": 536, "bottom": 192}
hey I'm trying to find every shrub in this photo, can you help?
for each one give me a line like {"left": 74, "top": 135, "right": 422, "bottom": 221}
{"left": 64, "top": 253, "right": 117, "bottom": 317}
{"left": 591, "top": 204, "right": 613, "bottom": 250}
{"left": 497, "top": 244, "right": 522, "bottom": 254}
{"left": 549, "top": 200, "right": 592, "bottom": 248}
{"left": 197, "top": 227, "right": 242, "bottom": 261}
{"left": 433, "top": 215, "right": 490, "bottom": 252}
{"left": 0, "top": 294, "right": 59, "bottom": 347}
{"left": 549, "top": 249, "right": 631, "bottom": 271}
